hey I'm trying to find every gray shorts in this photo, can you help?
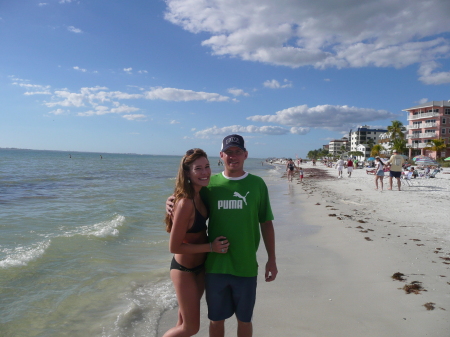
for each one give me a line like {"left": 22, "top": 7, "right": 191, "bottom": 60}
{"left": 205, "top": 273, "right": 257, "bottom": 323}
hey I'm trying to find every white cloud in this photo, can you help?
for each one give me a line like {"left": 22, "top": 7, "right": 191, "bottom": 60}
{"left": 290, "top": 127, "right": 310, "bottom": 135}
{"left": 124, "top": 67, "right": 133, "bottom": 74}
{"left": 418, "top": 61, "right": 450, "bottom": 85}
{"left": 38, "top": 3, "right": 48, "bottom": 6}
{"left": 324, "top": 78, "right": 331, "bottom": 82}
{"left": 165, "top": 0, "right": 450, "bottom": 81}
{"left": 73, "top": 66, "right": 87, "bottom": 72}
{"left": 145, "top": 87, "right": 230, "bottom": 102}
{"left": 418, "top": 98, "right": 429, "bottom": 104}
{"left": 194, "top": 125, "right": 290, "bottom": 138}
{"left": 263, "top": 79, "right": 292, "bottom": 89}
{"left": 123, "top": 114, "right": 146, "bottom": 121}
{"left": 170, "top": 120, "right": 180, "bottom": 124}
{"left": 227, "top": 88, "right": 250, "bottom": 96}
{"left": 247, "top": 104, "right": 397, "bottom": 131}
{"left": 67, "top": 26, "right": 82, "bottom": 33}
{"left": 138, "top": 70, "right": 148, "bottom": 74}
{"left": 49, "top": 109, "right": 65, "bottom": 115}
{"left": 12, "top": 80, "right": 51, "bottom": 95}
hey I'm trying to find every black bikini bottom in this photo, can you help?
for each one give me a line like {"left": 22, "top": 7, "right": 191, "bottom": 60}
{"left": 170, "top": 256, "right": 205, "bottom": 275}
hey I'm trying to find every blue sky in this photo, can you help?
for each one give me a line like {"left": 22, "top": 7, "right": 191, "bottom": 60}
{"left": 1, "top": 0, "right": 450, "bottom": 158}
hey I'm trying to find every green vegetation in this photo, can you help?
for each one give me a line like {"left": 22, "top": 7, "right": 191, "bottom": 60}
{"left": 307, "top": 148, "right": 329, "bottom": 160}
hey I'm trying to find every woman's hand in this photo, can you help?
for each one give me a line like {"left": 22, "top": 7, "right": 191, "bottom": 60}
{"left": 211, "top": 236, "right": 229, "bottom": 253}
{"left": 166, "top": 195, "right": 175, "bottom": 215}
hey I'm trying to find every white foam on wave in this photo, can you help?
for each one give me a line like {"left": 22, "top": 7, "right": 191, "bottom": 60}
{"left": 1, "top": 214, "right": 126, "bottom": 269}
{"left": 102, "top": 279, "right": 177, "bottom": 337}
{"left": 0, "top": 240, "right": 51, "bottom": 268}
{"left": 64, "top": 214, "right": 125, "bottom": 238}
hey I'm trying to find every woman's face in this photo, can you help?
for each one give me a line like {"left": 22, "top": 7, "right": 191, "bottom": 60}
{"left": 187, "top": 156, "right": 211, "bottom": 187}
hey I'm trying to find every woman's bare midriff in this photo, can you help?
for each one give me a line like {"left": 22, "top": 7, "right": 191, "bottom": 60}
{"left": 174, "top": 230, "right": 208, "bottom": 268}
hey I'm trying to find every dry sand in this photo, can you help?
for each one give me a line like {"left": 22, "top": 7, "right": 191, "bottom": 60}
{"left": 158, "top": 164, "right": 450, "bottom": 336}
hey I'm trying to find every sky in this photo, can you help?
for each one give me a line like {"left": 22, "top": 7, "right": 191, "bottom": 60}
{"left": 1, "top": 0, "right": 450, "bottom": 158}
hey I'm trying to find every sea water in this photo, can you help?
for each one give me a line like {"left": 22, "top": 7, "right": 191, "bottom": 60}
{"left": 0, "top": 149, "right": 283, "bottom": 337}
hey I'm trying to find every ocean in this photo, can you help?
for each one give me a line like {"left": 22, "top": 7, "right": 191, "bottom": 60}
{"left": 0, "top": 149, "right": 282, "bottom": 337}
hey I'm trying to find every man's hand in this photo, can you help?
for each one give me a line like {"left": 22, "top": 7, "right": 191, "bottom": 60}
{"left": 166, "top": 195, "right": 175, "bottom": 215}
{"left": 265, "top": 259, "right": 278, "bottom": 282}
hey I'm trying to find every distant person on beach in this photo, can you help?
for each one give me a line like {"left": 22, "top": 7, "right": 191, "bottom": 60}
{"left": 374, "top": 156, "right": 385, "bottom": 191}
{"left": 387, "top": 150, "right": 405, "bottom": 191}
{"left": 335, "top": 158, "right": 345, "bottom": 178}
{"left": 346, "top": 158, "right": 354, "bottom": 177}
{"left": 286, "top": 158, "right": 296, "bottom": 182}
{"left": 163, "top": 149, "right": 230, "bottom": 337}
{"left": 166, "top": 134, "right": 277, "bottom": 337}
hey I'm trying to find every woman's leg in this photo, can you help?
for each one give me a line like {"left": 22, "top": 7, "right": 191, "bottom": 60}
{"left": 375, "top": 176, "right": 378, "bottom": 190}
{"left": 380, "top": 177, "right": 384, "bottom": 190}
{"left": 163, "top": 270, "right": 204, "bottom": 337}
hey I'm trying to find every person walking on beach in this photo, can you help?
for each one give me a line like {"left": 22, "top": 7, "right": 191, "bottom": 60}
{"left": 298, "top": 167, "right": 304, "bottom": 183}
{"left": 335, "top": 158, "right": 345, "bottom": 178}
{"left": 163, "top": 149, "right": 230, "bottom": 337}
{"left": 286, "top": 158, "right": 296, "bottom": 182}
{"left": 387, "top": 150, "right": 405, "bottom": 191}
{"left": 346, "top": 158, "right": 354, "bottom": 177}
{"left": 167, "top": 134, "right": 277, "bottom": 337}
{"left": 374, "top": 156, "right": 385, "bottom": 191}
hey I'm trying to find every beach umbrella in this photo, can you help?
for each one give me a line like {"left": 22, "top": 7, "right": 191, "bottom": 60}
{"left": 414, "top": 157, "right": 438, "bottom": 166}
{"left": 412, "top": 155, "right": 428, "bottom": 161}
{"left": 367, "top": 157, "right": 375, "bottom": 161}
{"left": 444, "top": 157, "right": 450, "bottom": 161}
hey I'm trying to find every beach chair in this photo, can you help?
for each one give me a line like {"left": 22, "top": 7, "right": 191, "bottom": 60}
{"left": 366, "top": 168, "right": 376, "bottom": 175}
{"left": 402, "top": 171, "right": 414, "bottom": 186}
{"left": 428, "top": 169, "right": 440, "bottom": 178}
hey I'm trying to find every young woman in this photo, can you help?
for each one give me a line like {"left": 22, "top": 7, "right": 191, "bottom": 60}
{"left": 286, "top": 158, "right": 296, "bottom": 182}
{"left": 374, "top": 156, "right": 385, "bottom": 191}
{"left": 163, "top": 149, "right": 229, "bottom": 337}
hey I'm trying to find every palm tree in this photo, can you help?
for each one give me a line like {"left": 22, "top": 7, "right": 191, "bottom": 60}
{"left": 370, "top": 144, "right": 384, "bottom": 157}
{"left": 424, "top": 138, "right": 448, "bottom": 159}
{"left": 387, "top": 120, "right": 405, "bottom": 142}
{"left": 391, "top": 138, "right": 407, "bottom": 154}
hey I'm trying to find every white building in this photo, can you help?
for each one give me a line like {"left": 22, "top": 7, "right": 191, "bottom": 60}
{"left": 328, "top": 138, "right": 349, "bottom": 156}
{"left": 349, "top": 125, "right": 388, "bottom": 152}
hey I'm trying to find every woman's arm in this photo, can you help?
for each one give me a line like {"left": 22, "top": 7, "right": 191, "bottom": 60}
{"left": 169, "top": 199, "right": 229, "bottom": 254}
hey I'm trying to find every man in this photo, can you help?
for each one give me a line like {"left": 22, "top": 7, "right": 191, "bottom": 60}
{"left": 167, "top": 134, "right": 277, "bottom": 337}
{"left": 387, "top": 150, "right": 405, "bottom": 191}
{"left": 335, "top": 158, "right": 345, "bottom": 178}
{"left": 346, "top": 158, "right": 354, "bottom": 177}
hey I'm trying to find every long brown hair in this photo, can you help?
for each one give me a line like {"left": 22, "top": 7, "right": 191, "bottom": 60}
{"left": 165, "top": 148, "right": 208, "bottom": 233}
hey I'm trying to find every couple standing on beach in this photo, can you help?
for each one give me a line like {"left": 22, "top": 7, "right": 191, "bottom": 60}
{"left": 164, "top": 134, "right": 277, "bottom": 337}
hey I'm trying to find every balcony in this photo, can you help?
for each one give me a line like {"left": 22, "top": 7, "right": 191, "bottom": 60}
{"left": 407, "top": 143, "right": 429, "bottom": 149}
{"left": 407, "top": 132, "right": 437, "bottom": 139}
{"left": 407, "top": 112, "right": 440, "bottom": 120}
{"left": 406, "top": 123, "right": 437, "bottom": 130}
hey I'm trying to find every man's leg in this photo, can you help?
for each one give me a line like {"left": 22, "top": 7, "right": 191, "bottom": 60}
{"left": 237, "top": 319, "right": 253, "bottom": 337}
{"left": 388, "top": 176, "right": 393, "bottom": 190}
{"left": 397, "top": 177, "right": 401, "bottom": 190}
{"left": 209, "top": 320, "right": 225, "bottom": 337}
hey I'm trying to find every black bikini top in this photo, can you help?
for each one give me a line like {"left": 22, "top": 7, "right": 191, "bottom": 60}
{"left": 186, "top": 199, "right": 208, "bottom": 233}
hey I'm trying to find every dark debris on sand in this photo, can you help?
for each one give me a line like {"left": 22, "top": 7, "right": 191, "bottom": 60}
{"left": 392, "top": 272, "right": 406, "bottom": 281}
{"left": 304, "top": 168, "right": 334, "bottom": 180}
{"left": 402, "top": 281, "right": 426, "bottom": 294}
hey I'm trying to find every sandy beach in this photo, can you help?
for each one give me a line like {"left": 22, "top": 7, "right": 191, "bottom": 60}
{"left": 157, "top": 163, "right": 450, "bottom": 336}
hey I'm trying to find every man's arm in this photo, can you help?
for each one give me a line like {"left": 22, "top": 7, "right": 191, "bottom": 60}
{"left": 260, "top": 220, "right": 277, "bottom": 282}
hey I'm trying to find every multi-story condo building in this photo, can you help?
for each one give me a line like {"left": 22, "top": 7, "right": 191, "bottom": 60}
{"left": 349, "top": 125, "right": 388, "bottom": 152}
{"left": 328, "top": 137, "right": 349, "bottom": 156}
{"left": 403, "top": 100, "right": 450, "bottom": 159}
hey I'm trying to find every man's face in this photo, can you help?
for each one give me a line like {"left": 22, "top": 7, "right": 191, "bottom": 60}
{"left": 220, "top": 146, "right": 248, "bottom": 173}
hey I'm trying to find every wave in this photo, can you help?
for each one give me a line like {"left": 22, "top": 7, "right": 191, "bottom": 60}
{"left": 0, "top": 214, "right": 126, "bottom": 269}
{"left": 102, "top": 279, "right": 177, "bottom": 337}
{"left": 0, "top": 240, "right": 51, "bottom": 268}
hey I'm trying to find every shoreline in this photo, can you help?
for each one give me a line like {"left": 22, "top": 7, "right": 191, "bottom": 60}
{"left": 157, "top": 164, "right": 450, "bottom": 336}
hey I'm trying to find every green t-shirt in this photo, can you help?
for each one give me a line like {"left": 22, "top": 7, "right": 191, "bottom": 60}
{"left": 201, "top": 172, "right": 274, "bottom": 277}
